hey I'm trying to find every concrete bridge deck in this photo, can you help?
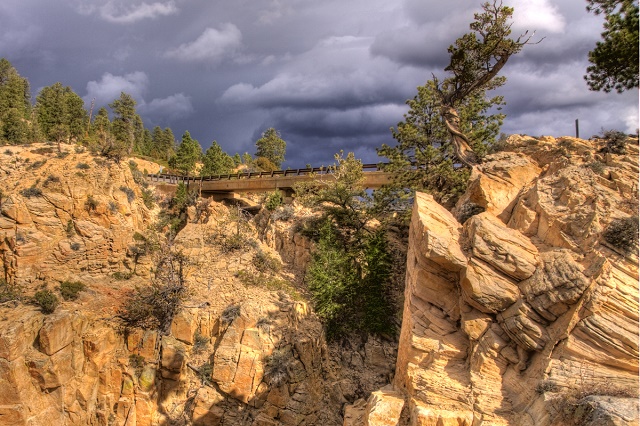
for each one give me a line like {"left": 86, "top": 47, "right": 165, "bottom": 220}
{"left": 147, "top": 164, "right": 393, "bottom": 198}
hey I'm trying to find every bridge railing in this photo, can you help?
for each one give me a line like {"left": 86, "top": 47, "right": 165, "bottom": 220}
{"left": 147, "top": 163, "right": 388, "bottom": 184}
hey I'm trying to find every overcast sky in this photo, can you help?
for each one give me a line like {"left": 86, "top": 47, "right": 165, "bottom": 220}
{"left": 2, "top": 0, "right": 637, "bottom": 167}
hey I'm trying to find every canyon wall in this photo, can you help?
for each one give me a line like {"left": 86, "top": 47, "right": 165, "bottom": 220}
{"left": 0, "top": 145, "right": 152, "bottom": 288}
{"left": 352, "top": 136, "right": 639, "bottom": 425}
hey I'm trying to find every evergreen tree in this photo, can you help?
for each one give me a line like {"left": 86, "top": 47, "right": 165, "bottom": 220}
{"left": 299, "top": 152, "right": 395, "bottom": 339}
{"left": 585, "top": 0, "right": 639, "bottom": 92}
{"left": 432, "top": 1, "right": 532, "bottom": 166}
{"left": 36, "top": 82, "right": 88, "bottom": 143}
{"left": 91, "top": 107, "right": 115, "bottom": 155}
{"left": 200, "top": 141, "right": 235, "bottom": 176}
{"left": 306, "top": 219, "right": 357, "bottom": 339}
{"left": 255, "top": 128, "right": 286, "bottom": 168}
{"left": 162, "top": 128, "right": 176, "bottom": 160}
{"left": 0, "top": 58, "right": 31, "bottom": 144}
{"left": 378, "top": 80, "right": 504, "bottom": 209}
{"left": 170, "top": 131, "right": 202, "bottom": 176}
{"left": 108, "top": 92, "right": 138, "bottom": 159}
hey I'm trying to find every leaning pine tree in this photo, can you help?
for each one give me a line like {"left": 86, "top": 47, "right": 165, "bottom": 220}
{"left": 378, "top": 0, "right": 536, "bottom": 210}
{"left": 439, "top": 1, "right": 535, "bottom": 166}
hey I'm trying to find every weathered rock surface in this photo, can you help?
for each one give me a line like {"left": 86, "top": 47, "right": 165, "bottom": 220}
{"left": 359, "top": 136, "right": 639, "bottom": 426}
{"left": 0, "top": 144, "right": 153, "bottom": 288}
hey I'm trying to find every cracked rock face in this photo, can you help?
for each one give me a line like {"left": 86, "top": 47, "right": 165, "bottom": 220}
{"left": 0, "top": 144, "right": 152, "bottom": 288}
{"left": 361, "top": 136, "right": 639, "bottom": 426}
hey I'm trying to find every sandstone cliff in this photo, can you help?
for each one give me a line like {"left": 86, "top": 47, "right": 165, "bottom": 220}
{"left": 0, "top": 144, "right": 152, "bottom": 287}
{"left": 0, "top": 145, "right": 395, "bottom": 425}
{"left": 350, "top": 135, "right": 639, "bottom": 426}
{"left": 1, "top": 135, "right": 637, "bottom": 426}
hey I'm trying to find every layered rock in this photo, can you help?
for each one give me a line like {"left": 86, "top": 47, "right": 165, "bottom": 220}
{"left": 360, "top": 136, "right": 639, "bottom": 426}
{"left": 0, "top": 144, "right": 152, "bottom": 287}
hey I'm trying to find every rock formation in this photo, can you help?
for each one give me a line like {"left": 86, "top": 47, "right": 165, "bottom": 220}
{"left": 0, "top": 135, "right": 637, "bottom": 426}
{"left": 0, "top": 145, "right": 395, "bottom": 425}
{"left": 0, "top": 145, "right": 152, "bottom": 287}
{"left": 351, "top": 135, "right": 639, "bottom": 425}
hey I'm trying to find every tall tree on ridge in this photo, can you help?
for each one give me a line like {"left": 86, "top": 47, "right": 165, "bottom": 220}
{"left": 437, "top": 1, "right": 534, "bottom": 166}
{"left": 170, "top": 131, "right": 202, "bottom": 176}
{"left": 36, "top": 82, "right": 88, "bottom": 144}
{"left": 0, "top": 58, "right": 32, "bottom": 144}
{"left": 585, "top": 0, "right": 639, "bottom": 92}
{"left": 255, "top": 128, "right": 286, "bottom": 168}
{"left": 108, "top": 92, "right": 138, "bottom": 160}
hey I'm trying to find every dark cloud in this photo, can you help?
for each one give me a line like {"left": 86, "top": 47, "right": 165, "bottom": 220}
{"left": 1, "top": 0, "right": 636, "bottom": 168}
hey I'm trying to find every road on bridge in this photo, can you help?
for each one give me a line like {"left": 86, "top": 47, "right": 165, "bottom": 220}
{"left": 147, "top": 164, "right": 393, "bottom": 198}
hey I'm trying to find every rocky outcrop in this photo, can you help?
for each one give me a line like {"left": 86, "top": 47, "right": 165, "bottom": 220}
{"left": 0, "top": 144, "right": 152, "bottom": 287}
{"left": 359, "top": 136, "right": 639, "bottom": 426}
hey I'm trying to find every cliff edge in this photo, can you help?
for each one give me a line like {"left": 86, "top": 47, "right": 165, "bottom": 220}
{"left": 352, "top": 135, "right": 639, "bottom": 426}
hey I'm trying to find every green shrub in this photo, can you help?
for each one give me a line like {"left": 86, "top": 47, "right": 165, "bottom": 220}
{"left": 43, "top": 174, "right": 60, "bottom": 186}
{"left": 210, "top": 232, "right": 254, "bottom": 253}
{"left": 221, "top": 304, "right": 241, "bottom": 326}
{"left": 20, "top": 186, "right": 43, "bottom": 198}
{"left": 129, "top": 354, "right": 145, "bottom": 376}
{"left": 31, "top": 147, "right": 54, "bottom": 155}
{"left": 196, "top": 362, "right": 213, "bottom": 384}
{"left": 235, "top": 270, "right": 301, "bottom": 300}
{"left": 85, "top": 195, "right": 98, "bottom": 212}
{"left": 599, "top": 129, "right": 628, "bottom": 155}
{"left": 252, "top": 250, "right": 281, "bottom": 273}
{"left": 65, "top": 220, "right": 75, "bottom": 237}
{"left": 264, "top": 348, "right": 293, "bottom": 387}
{"left": 586, "top": 161, "right": 606, "bottom": 175}
{"left": 108, "top": 201, "right": 119, "bottom": 213}
{"left": 256, "top": 317, "right": 273, "bottom": 333}
{"left": 271, "top": 205, "right": 295, "bottom": 221}
{"left": 34, "top": 289, "right": 59, "bottom": 314}
{"left": 293, "top": 215, "right": 326, "bottom": 242}
{"left": 265, "top": 191, "right": 283, "bottom": 211}
{"left": 141, "top": 188, "right": 155, "bottom": 209}
{"left": 193, "top": 331, "right": 209, "bottom": 353}
{"left": 171, "top": 183, "right": 197, "bottom": 213}
{"left": 120, "top": 186, "right": 136, "bottom": 203}
{"left": 59, "top": 281, "right": 86, "bottom": 301}
{"left": 603, "top": 216, "right": 639, "bottom": 253}
{"left": 112, "top": 271, "right": 133, "bottom": 280}
{"left": 76, "top": 162, "right": 90, "bottom": 170}
{"left": 28, "top": 160, "right": 47, "bottom": 170}
{"left": 0, "top": 279, "right": 21, "bottom": 303}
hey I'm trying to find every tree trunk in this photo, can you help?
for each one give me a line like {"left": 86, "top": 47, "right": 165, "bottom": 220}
{"left": 441, "top": 105, "right": 478, "bottom": 167}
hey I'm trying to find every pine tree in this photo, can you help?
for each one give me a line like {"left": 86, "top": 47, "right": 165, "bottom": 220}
{"left": 585, "top": 0, "right": 639, "bottom": 92}
{"left": 170, "top": 131, "right": 202, "bottom": 176}
{"left": 0, "top": 58, "right": 32, "bottom": 144}
{"left": 431, "top": 1, "right": 532, "bottom": 166}
{"left": 200, "top": 141, "right": 235, "bottom": 176}
{"left": 108, "top": 92, "right": 138, "bottom": 159}
{"left": 36, "top": 82, "right": 88, "bottom": 143}
{"left": 378, "top": 80, "right": 504, "bottom": 209}
{"left": 255, "top": 128, "right": 286, "bottom": 168}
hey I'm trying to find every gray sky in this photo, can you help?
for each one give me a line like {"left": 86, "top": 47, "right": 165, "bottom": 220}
{"left": 2, "top": 0, "right": 637, "bottom": 167}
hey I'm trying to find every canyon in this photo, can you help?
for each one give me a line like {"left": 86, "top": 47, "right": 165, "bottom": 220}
{"left": 0, "top": 135, "right": 638, "bottom": 425}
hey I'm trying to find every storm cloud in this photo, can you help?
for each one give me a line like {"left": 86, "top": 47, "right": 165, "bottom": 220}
{"left": 1, "top": 0, "right": 637, "bottom": 167}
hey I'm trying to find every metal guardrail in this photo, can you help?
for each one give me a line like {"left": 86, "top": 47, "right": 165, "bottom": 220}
{"left": 147, "top": 163, "right": 387, "bottom": 184}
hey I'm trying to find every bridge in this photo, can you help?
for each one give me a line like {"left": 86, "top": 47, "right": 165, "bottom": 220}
{"left": 147, "top": 164, "right": 393, "bottom": 200}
